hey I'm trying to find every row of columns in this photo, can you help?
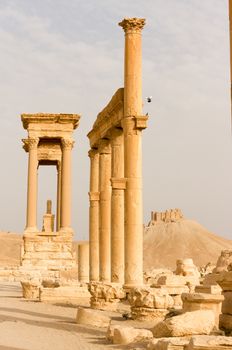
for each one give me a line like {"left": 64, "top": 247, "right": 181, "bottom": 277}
{"left": 25, "top": 137, "right": 74, "bottom": 233}
{"left": 89, "top": 17, "right": 147, "bottom": 288}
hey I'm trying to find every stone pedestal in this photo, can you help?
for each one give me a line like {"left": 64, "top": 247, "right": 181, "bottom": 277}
{"left": 182, "top": 292, "right": 224, "bottom": 328}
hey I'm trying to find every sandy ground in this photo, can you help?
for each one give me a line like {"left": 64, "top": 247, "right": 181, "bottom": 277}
{"left": 0, "top": 282, "right": 118, "bottom": 350}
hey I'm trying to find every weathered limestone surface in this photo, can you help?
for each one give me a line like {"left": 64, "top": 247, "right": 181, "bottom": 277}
{"left": 152, "top": 310, "right": 215, "bottom": 338}
{"left": 186, "top": 335, "right": 232, "bottom": 349}
{"left": 217, "top": 272, "right": 232, "bottom": 331}
{"left": 182, "top": 292, "right": 224, "bottom": 327}
{"left": 40, "top": 285, "right": 90, "bottom": 303}
{"left": 88, "top": 282, "right": 126, "bottom": 310}
{"left": 149, "top": 209, "right": 184, "bottom": 225}
{"left": 76, "top": 307, "right": 110, "bottom": 327}
{"left": 78, "top": 242, "right": 89, "bottom": 283}
{"left": 21, "top": 279, "right": 40, "bottom": 299}
{"left": 21, "top": 113, "right": 80, "bottom": 269}
{"left": 109, "top": 325, "right": 153, "bottom": 345}
{"left": 213, "top": 250, "right": 232, "bottom": 273}
{"left": 128, "top": 287, "right": 173, "bottom": 321}
{"left": 147, "top": 337, "right": 189, "bottom": 350}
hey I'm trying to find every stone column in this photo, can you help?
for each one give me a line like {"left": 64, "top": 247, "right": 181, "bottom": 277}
{"left": 110, "top": 128, "right": 125, "bottom": 284}
{"left": 26, "top": 137, "right": 39, "bottom": 231}
{"left": 88, "top": 149, "right": 100, "bottom": 281}
{"left": 60, "top": 138, "right": 74, "bottom": 232}
{"left": 99, "top": 139, "right": 111, "bottom": 283}
{"left": 56, "top": 161, "right": 61, "bottom": 231}
{"left": 229, "top": 0, "right": 232, "bottom": 122}
{"left": 119, "top": 18, "right": 147, "bottom": 288}
{"left": 78, "top": 242, "right": 89, "bottom": 283}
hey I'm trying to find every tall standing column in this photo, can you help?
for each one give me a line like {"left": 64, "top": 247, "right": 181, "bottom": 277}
{"left": 88, "top": 149, "right": 100, "bottom": 281}
{"left": 110, "top": 128, "right": 125, "bottom": 284}
{"left": 229, "top": 0, "right": 232, "bottom": 123}
{"left": 56, "top": 161, "right": 62, "bottom": 231}
{"left": 25, "top": 137, "right": 39, "bottom": 231}
{"left": 60, "top": 138, "right": 74, "bottom": 232}
{"left": 119, "top": 18, "right": 147, "bottom": 288}
{"left": 99, "top": 139, "right": 111, "bottom": 282}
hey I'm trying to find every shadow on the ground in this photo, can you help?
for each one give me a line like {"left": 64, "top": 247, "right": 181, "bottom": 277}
{"left": 0, "top": 346, "right": 27, "bottom": 350}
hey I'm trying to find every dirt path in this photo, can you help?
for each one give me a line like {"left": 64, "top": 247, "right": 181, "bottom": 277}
{"left": 0, "top": 282, "right": 113, "bottom": 350}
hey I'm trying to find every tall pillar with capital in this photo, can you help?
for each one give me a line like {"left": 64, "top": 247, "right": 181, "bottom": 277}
{"left": 88, "top": 149, "right": 100, "bottom": 281}
{"left": 99, "top": 139, "right": 111, "bottom": 282}
{"left": 60, "top": 137, "right": 74, "bottom": 232}
{"left": 119, "top": 18, "right": 148, "bottom": 287}
{"left": 110, "top": 128, "right": 125, "bottom": 284}
{"left": 56, "top": 161, "right": 62, "bottom": 231}
{"left": 25, "top": 137, "right": 39, "bottom": 231}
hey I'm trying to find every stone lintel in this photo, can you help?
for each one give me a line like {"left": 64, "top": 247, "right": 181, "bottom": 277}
{"left": 21, "top": 113, "right": 80, "bottom": 130}
{"left": 111, "top": 177, "right": 127, "bottom": 190}
{"left": 87, "top": 88, "right": 124, "bottom": 148}
{"left": 88, "top": 191, "right": 100, "bottom": 201}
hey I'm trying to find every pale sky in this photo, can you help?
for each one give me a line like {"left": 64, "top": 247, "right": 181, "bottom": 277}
{"left": 0, "top": 0, "right": 231, "bottom": 240}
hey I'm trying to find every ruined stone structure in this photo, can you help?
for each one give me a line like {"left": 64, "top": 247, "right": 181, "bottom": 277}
{"left": 88, "top": 18, "right": 148, "bottom": 289}
{"left": 21, "top": 113, "right": 80, "bottom": 268}
{"left": 149, "top": 208, "right": 184, "bottom": 225}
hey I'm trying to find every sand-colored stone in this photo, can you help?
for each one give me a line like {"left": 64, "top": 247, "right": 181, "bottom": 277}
{"left": 78, "top": 241, "right": 89, "bottom": 283}
{"left": 147, "top": 337, "right": 189, "bottom": 350}
{"left": 21, "top": 113, "right": 80, "bottom": 269}
{"left": 40, "top": 285, "right": 90, "bottom": 303}
{"left": 186, "top": 335, "right": 232, "bottom": 349}
{"left": 88, "top": 282, "right": 126, "bottom": 311}
{"left": 152, "top": 310, "right": 215, "bottom": 338}
{"left": 112, "top": 325, "right": 153, "bottom": 345}
{"left": 76, "top": 307, "right": 110, "bottom": 328}
{"left": 21, "top": 279, "right": 41, "bottom": 299}
{"left": 213, "top": 250, "right": 232, "bottom": 273}
{"left": 182, "top": 292, "right": 224, "bottom": 327}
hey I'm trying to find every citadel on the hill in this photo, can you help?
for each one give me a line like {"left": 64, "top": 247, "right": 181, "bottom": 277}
{"left": 0, "top": 9, "right": 232, "bottom": 350}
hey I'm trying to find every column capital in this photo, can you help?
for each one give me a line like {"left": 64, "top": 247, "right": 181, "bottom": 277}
{"left": 61, "top": 138, "right": 74, "bottom": 150}
{"left": 22, "top": 137, "right": 39, "bottom": 151}
{"left": 88, "top": 148, "right": 99, "bottom": 159}
{"left": 119, "top": 17, "right": 146, "bottom": 34}
{"left": 98, "top": 139, "right": 111, "bottom": 154}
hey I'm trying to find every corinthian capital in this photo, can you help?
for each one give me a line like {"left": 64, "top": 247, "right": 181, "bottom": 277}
{"left": 119, "top": 17, "right": 146, "bottom": 33}
{"left": 61, "top": 138, "right": 74, "bottom": 150}
{"left": 23, "top": 137, "right": 39, "bottom": 151}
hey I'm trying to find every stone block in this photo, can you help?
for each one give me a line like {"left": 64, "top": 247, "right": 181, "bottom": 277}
{"left": 112, "top": 326, "right": 153, "bottom": 345}
{"left": 217, "top": 272, "right": 232, "bottom": 292}
{"left": 21, "top": 279, "right": 41, "bottom": 299}
{"left": 40, "top": 285, "right": 90, "bottom": 303}
{"left": 76, "top": 307, "right": 110, "bottom": 328}
{"left": 186, "top": 335, "right": 232, "bottom": 349}
{"left": 147, "top": 337, "right": 189, "bottom": 349}
{"left": 152, "top": 310, "right": 215, "bottom": 338}
{"left": 195, "top": 285, "right": 222, "bottom": 294}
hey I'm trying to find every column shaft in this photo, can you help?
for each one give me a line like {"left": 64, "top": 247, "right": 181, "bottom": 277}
{"left": 110, "top": 129, "right": 125, "bottom": 283}
{"left": 78, "top": 242, "right": 89, "bottom": 283}
{"left": 56, "top": 162, "right": 61, "bottom": 231}
{"left": 60, "top": 138, "right": 74, "bottom": 230}
{"left": 119, "top": 18, "right": 146, "bottom": 288}
{"left": 26, "top": 138, "right": 39, "bottom": 231}
{"left": 88, "top": 149, "right": 100, "bottom": 282}
{"left": 99, "top": 140, "right": 111, "bottom": 282}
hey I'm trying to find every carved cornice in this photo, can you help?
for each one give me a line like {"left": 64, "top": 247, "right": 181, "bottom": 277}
{"left": 22, "top": 137, "right": 39, "bottom": 151}
{"left": 21, "top": 113, "right": 80, "bottom": 130}
{"left": 121, "top": 115, "right": 148, "bottom": 132}
{"left": 119, "top": 18, "right": 146, "bottom": 33}
{"left": 61, "top": 138, "right": 74, "bottom": 150}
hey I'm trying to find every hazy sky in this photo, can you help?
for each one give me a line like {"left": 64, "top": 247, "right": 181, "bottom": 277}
{"left": 0, "top": 0, "right": 231, "bottom": 240}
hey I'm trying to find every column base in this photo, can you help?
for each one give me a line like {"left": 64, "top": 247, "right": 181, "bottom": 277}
{"left": 24, "top": 226, "right": 39, "bottom": 234}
